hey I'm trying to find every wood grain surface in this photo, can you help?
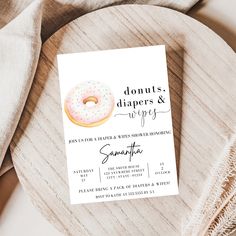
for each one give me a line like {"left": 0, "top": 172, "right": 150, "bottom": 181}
{"left": 10, "top": 5, "right": 236, "bottom": 236}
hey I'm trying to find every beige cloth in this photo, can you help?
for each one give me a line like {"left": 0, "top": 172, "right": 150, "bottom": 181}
{"left": 184, "top": 133, "right": 236, "bottom": 236}
{"left": 1, "top": 0, "right": 236, "bottom": 235}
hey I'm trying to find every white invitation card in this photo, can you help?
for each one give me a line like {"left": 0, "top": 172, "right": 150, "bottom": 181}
{"left": 57, "top": 45, "right": 178, "bottom": 204}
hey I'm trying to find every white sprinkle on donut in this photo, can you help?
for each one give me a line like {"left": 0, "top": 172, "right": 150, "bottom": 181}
{"left": 64, "top": 81, "right": 114, "bottom": 127}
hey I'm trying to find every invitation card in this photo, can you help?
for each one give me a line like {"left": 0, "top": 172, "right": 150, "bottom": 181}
{"left": 57, "top": 45, "right": 178, "bottom": 204}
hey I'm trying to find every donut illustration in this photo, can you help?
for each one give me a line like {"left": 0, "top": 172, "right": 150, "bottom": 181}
{"left": 64, "top": 81, "right": 114, "bottom": 127}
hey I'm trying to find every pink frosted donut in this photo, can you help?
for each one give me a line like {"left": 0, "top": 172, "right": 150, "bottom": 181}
{"left": 64, "top": 81, "right": 114, "bottom": 127}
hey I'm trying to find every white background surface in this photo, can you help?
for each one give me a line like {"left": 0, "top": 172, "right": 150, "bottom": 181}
{"left": 0, "top": 0, "right": 235, "bottom": 235}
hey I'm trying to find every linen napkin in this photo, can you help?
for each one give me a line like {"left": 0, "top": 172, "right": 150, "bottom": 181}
{"left": 184, "top": 133, "right": 236, "bottom": 236}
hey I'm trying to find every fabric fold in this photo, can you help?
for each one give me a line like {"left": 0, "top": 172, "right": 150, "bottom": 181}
{"left": 183, "top": 133, "right": 236, "bottom": 236}
{"left": 0, "top": 0, "right": 43, "bottom": 173}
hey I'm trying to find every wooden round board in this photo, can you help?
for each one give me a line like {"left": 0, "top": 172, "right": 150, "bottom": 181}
{"left": 11, "top": 5, "right": 236, "bottom": 236}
